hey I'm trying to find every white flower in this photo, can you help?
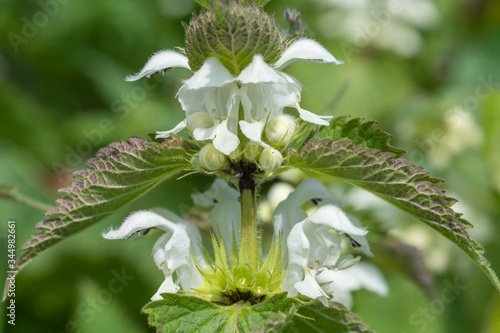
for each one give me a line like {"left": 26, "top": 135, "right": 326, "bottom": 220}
{"left": 102, "top": 209, "right": 205, "bottom": 301}
{"left": 281, "top": 205, "right": 368, "bottom": 306}
{"left": 318, "top": 261, "right": 388, "bottom": 309}
{"left": 273, "top": 178, "right": 339, "bottom": 260}
{"left": 126, "top": 39, "right": 342, "bottom": 155}
{"left": 191, "top": 179, "right": 241, "bottom": 256}
{"left": 274, "top": 179, "right": 381, "bottom": 306}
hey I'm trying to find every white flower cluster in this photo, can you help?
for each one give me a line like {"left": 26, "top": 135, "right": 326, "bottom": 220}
{"left": 102, "top": 179, "right": 387, "bottom": 307}
{"left": 126, "top": 39, "right": 342, "bottom": 157}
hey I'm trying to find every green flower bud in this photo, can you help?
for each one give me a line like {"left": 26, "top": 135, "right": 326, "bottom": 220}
{"left": 185, "top": 1, "right": 284, "bottom": 75}
{"left": 199, "top": 143, "right": 227, "bottom": 170}
{"left": 187, "top": 112, "right": 214, "bottom": 132}
{"left": 259, "top": 148, "right": 283, "bottom": 172}
{"left": 265, "top": 115, "right": 296, "bottom": 146}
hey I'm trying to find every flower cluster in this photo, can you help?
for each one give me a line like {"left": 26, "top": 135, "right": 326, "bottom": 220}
{"left": 126, "top": 1, "right": 342, "bottom": 173}
{"left": 127, "top": 39, "right": 341, "bottom": 157}
{"left": 103, "top": 179, "right": 387, "bottom": 307}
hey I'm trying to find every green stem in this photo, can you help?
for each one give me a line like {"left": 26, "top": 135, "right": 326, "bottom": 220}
{"left": 239, "top": 162, "right": 259, "bottom": 270}
{"left": 0, "top": 186, "right": 51, "bottom": 212}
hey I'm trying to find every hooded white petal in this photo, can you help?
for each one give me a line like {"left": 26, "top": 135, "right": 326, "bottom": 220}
{"left": 237, "top": 55, "right": 282, "bottom": 84}
{"left": 273, "top": 179, "right": 336, "bottom": 245}
{"left": 102, "top": 210, "right": 203, "bottom": 300}
{"left": 307, "top": 205, "right": 367, "bottom": 237}
{"left": 274, "top": 38, "right": 343, "bottom": 69}
{"left": 155, "top": 119, "right": 187, "bottom": 139}
{"left": 126, "top": 50, "right": 190, "bottom": 81}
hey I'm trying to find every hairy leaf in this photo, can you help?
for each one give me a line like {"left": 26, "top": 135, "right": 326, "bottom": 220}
{"left": 288, "top": 138, "right": 500, "bottom": 291}
{"left": 283, "top": 301, "right": 375, "bottom": 333}
{"left": 143, "top": 293, "right": 300, "bottom": 332}
{"left": 11, "top": 137, "right": 191, "bottom": 278}
{"left": 316, "top": 115, "right": 405, "bottom": 157}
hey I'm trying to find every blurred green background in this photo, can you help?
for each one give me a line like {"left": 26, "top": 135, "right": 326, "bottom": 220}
{"left": 1, "top": 0, "right": 499, "bottom": 332}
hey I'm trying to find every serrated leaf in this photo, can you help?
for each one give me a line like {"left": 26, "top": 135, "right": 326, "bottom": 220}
{"left": 283, "top": 301, "right": 375, "bottom": 333}
{"left": 288, "top": 138, "right": 500, "bottom": 292}
{"left": 143, "top": 293, "right": 300, "bottom": 333}
{"left": 315, "top": 116, "right": 405, "bottom": 157}
{"left": 9, "top": 137, "right": 191, "bottom": 279}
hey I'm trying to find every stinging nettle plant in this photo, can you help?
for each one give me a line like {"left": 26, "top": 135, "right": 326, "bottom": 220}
{"left": 4, "top": 0, "right": 500, "bottom": 332}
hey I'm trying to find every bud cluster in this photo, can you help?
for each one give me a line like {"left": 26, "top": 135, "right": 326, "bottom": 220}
{"left": 185, "top": 1, "right": 284, "bottom": 75}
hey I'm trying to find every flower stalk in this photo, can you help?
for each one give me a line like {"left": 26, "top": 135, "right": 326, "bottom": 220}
{"left": 238, "top": 160, "right": 259, "bottom": 270}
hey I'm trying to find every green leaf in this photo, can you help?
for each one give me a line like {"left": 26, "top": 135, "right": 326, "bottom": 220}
{"left": 283, "top": 301, "right": 375, "bottom": 333}
{"left": 10, "top": 137, "right": 191, "bottom": 277}
{"left": 315, "top": 116, "right": 405, "bottom": 157}
{"left": 288, "top": 138, "right": 500, "bottom": 292}
{"left": 143, "top": 293, "right": 300, "bottom": 332}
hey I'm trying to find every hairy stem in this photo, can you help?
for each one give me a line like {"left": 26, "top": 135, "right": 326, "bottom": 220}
{"left": 238, "top": 161, "right": 259, "bottom": 269}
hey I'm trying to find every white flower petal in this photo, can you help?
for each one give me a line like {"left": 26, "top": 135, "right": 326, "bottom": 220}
{"left": 239, "top": 120, "right": 271, "bottom": 149}
{"left": 237, "top": 55, "right": 282, "bottom": 84}
{"left": 103, "top": 210, "right": 204, "bottom": 296}
{"left": 176, "top": 84, "right": 205, "bottom": 112}
{"left": 155, "top": 120, "right": 187, "bottom": 139}
{"left": 294, "top": 269, "right": 330, "bottom": 306}
{"left": 296, "top": 105, "right": 333, "bottom": 126}
{"left": 193, "top": 121, "right": 239, "bottom": 156}
{"left": 320, "top": 262, "right": 388, "bottom": 308}
{"left": 336, "top": 256, "right": 361, "bottom": 270}
{"left": 193, "top": 125, "right": 217, "bottom": 141}
{"left": 191, "top": 178, "right": 239, "bottom": 206}
{"left": 191, "top": 179, "right": 242, "bottom": 255}
{"left": 102, "top": 210, "right": 179, "bottom": 239}
{"left": 210, "top": 200, "right": 241, "bottom": 255}
{"left": 273, "top": 179, "right": 335, "bottom": 242}
{"left": 212, "top": 119, "right": 240, "bottom": 155}
{"left": 151, "top": 274, "right": 179, "bottom": 301}
{"left": 346, "top": 215, "right": 373, "bottom": 257}
{"left": 308, "top": 205, "right": 367, "bottom": 237}
{"left": 126, "top": 50, "right": 190, "bottom": 81}
{"left": 184, "top": 57, "right": 235, "bottom": 90}
{"left": 274, "top": 38, "right": 343, "bottom": 69}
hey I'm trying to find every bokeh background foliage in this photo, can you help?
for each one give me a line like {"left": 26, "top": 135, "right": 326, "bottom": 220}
{"left": 1, "top": 0, "right": 500, "bottom": 332}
